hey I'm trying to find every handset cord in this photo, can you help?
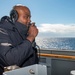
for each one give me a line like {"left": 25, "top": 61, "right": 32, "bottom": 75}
{"left": 36, "top": 44, "right": 40, "bottom": 63}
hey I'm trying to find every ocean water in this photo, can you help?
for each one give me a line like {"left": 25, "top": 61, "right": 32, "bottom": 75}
{"left": 36, "top": 37, "right": 75, "bottom": 50}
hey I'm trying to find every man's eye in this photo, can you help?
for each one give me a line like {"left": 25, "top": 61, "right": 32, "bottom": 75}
{"left": 24, "top": 16, "right": 28, "bottom": 19}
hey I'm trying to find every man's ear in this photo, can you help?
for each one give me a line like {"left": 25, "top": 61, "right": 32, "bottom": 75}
{"left": 10, "top": 10, "right": 18, "bottom": 23}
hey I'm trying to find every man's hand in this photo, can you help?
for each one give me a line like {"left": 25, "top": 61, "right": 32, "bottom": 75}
{"left": 27, "top": 23, "right": 38, "bottom": 42}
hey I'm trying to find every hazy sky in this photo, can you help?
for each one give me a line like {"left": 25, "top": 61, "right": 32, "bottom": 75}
{"left": 0, "top": 0, "right": 75, "bottom": 37}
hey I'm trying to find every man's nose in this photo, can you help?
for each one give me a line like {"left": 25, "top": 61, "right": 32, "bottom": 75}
{"left": 28, "top": 18, "right": 31, "bottom": 23}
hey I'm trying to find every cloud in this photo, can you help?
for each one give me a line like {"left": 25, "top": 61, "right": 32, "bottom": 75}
{"left": 37, "top": 23, "right": 75, "bottom": 37}
{"left": 38, "top": 24, "right": 75, "bottom": 33}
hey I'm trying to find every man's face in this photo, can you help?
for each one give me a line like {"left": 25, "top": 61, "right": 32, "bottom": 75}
{"left": 17, "top": 8, "right": 31, "bottom": 26}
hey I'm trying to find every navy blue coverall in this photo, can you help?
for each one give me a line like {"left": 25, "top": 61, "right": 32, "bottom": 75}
{"left": 0, "top": 21, "right": 38, "bottom": 74}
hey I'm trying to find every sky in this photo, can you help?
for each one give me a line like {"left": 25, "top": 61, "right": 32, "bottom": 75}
{"left": 0, "top": 0, "right": 75, "bottom": 37}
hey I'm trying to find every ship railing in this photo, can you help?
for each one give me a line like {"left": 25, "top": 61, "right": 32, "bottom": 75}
{"left": 38, "top": 53, "right": 75, "bottom": 60}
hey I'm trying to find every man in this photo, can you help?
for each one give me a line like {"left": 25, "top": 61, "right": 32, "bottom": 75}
{"left": 0, "top": 5, "right": 38, "bottom": 74}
